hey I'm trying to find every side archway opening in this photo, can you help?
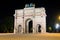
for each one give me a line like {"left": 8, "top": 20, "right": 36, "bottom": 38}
{"left": 18, "top": 25, "right": 22, "bottom": 33}
{"left": 36, "top": 24, "right": 41, "bottom": 33}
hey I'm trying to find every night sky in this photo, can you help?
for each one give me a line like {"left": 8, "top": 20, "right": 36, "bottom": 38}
{"left": 0, "top": 0, "right": 60, "bottom": 32}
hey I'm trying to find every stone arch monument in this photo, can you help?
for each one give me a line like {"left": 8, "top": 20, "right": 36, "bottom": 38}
{"left": 14, "top": 3, "right": 47, "bottom": 34}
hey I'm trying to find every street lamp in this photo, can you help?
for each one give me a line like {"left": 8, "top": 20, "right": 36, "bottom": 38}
{"left": 55, "top": 23, "right": 59, "bottom": 29}
{"left": 58, "top": 16, "right": 60, "bottom": 20}
{"left": 55, "top": 23, "right": 60, "bottom": 32}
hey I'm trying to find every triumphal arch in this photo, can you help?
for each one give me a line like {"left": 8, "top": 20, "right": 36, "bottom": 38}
{"left": 14, "top": 4, "right": 47, "bottom": 34}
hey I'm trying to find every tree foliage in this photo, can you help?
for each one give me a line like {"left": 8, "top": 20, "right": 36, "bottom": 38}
{"left": 0, "top": 16, "right": 14, "bottom": 33}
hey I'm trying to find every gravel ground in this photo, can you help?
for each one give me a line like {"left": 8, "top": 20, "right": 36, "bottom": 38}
{"left": 0, "top": 33, "right": 60, "bottom": 40}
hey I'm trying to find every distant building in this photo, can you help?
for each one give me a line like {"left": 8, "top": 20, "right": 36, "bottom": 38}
{"left": 14, "top": 3, "right": 47, "bottom": 34}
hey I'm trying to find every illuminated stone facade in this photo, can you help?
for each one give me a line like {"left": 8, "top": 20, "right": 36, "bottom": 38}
{"left": 14, "top": 4, "right": 47, "bottom": 34}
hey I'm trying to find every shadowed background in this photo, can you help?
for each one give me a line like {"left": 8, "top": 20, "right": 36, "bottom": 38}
{"left": 0, "top": 0, "right": 60, "bottom": 33}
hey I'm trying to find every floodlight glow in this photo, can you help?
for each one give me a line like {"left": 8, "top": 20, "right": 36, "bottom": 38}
{"left": 58, "top": 16, "right": 60, "bottom": 20}
{"left": 55, "top": 24, "right": 59, "bottom": 29}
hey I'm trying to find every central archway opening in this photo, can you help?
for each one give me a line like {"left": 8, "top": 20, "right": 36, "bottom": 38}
{"left": 28, "top": 20, "right": 33, "bottom": 33}
{"left": 25, "top": 19, "right": 33, "bottom": 33}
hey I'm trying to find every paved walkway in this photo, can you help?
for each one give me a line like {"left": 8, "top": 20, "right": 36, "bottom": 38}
{"left": 0, "top": 33, "right": 60, "bottom": 40}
